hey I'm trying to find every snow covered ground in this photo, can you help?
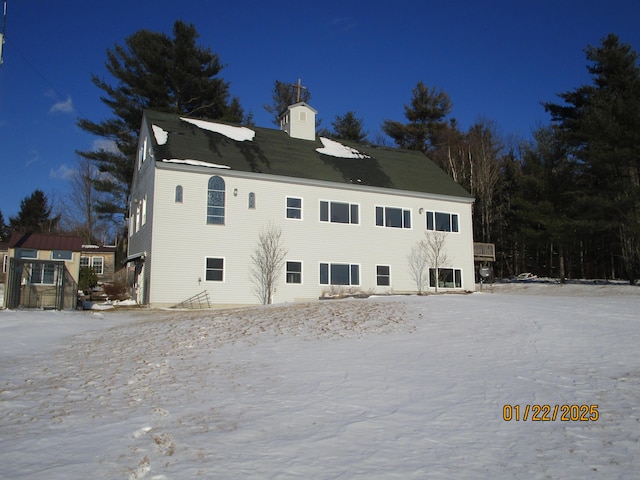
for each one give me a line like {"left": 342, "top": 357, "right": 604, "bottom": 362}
{"left": 1, "top": 283, "right": 639, "bottom": 479}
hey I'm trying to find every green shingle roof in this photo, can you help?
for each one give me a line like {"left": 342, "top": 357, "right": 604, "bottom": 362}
{"left": 144, "top": 110, "right": 473, "bottom": 199}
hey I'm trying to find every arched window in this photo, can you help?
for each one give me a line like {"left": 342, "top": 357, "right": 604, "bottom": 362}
{"left": 175, "top": 185, "right": 183, "bottom": 203}
{"left": 207, "top": 176, "right": 225, "bottom": 224}
{"left": 248, "top": 192, "right": 256, "bottom": 209}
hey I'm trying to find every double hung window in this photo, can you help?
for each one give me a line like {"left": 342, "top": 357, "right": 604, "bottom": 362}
{"left": 376, "top": 265, "right": 391, "bottom": 286}
{"left": 286, "top": 197, "right": 302, "bottom": 219}
{"left": 286, "top": 261, "right": 302, "bottom": 284}
{"left": 205, "top": 257, "right": 224, "bottom": 281}
{"left": 80, "top": 256, "right": 105, "bottom": 275}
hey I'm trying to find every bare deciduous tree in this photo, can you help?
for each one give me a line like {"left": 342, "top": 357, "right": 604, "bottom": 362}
{"left": 408, "top": 231, "right": 452, "bottom": 294}
{"left": 407, "top": 243, "right": 429, "bottom": 294}
{"left": 64, "top": 157, "right": 111, "bottom": 243}
{"left": 250, "top": 223, "right": 288, "bottom": 304}
{"left": 467, "top": 119, "right": 502, "bottom": 243}
{"left": 423, "top": 230, "right": 451, "bottom": 293}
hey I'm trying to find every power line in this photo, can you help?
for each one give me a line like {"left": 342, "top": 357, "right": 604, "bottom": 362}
{"left": 2, "top": 34, "right": 94, "bottom": 120}
{"left": 0, "top": 1, "right": 88, "bottom": 117}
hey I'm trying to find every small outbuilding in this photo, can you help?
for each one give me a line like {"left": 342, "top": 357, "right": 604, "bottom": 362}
{"left": 3, "top": 232, "right": 82, "bottom": 309}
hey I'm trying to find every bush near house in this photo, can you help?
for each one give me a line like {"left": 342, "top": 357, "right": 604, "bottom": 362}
{"left": 102, "top": 281, "right": 128, "bottom": 301}
{"left": 79, "top": 267, "right": 98, "bottom": 292}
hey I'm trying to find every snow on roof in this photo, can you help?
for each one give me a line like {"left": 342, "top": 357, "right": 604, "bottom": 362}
{"left": 180, "top": 117, "right": 255, "bottom": 142}
{"left": 152, "top": 125, "right": 168, "bottom": 145}
{"left": 162, "top": 158, "right": 231, "bottom": 169}
{"left": 315, "top": 137, "right": 370, "bottom": 159}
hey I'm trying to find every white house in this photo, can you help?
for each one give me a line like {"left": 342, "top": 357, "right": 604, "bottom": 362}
{"left": 127, "top": 103, "right": 475, "bottom": 308}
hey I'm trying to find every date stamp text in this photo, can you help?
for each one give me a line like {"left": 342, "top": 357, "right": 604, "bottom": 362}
{"left": 503, "top": 404, "right": 599, "bottom": 421}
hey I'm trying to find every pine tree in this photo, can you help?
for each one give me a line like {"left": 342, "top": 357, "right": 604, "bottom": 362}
{"left": 330, "top": 111, "right": 368, "bottom": 142}
{"left": 0, "top": 209, "right": 9, "bottom": 241}
{"left": 517, "top": 126, "right": 578, "bottom": 280}
{"left": 382, "top": 82, "right": 452, "bottom": 153}
{"left": 9, "top": 190, "right": 60, "bottom": 233}
{"left": 544, "top": 33, "right": 640, "bottom": 281}
{"left": 264, "top": 80, "right": 311, "bottom": 125}
{"left": 77, "top": 20, "right": 245, "bottom": 219}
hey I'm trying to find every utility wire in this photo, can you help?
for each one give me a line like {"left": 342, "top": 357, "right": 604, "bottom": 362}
{"left": 3, "top": 35, "right": 90, "bottom": 118}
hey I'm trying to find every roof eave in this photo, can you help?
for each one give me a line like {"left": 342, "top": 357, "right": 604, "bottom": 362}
{"left": 155, "top": 160, "right": 475, "bottom": 204}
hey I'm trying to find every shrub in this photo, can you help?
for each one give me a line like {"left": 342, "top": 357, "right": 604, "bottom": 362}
{"left": 102, "top": 281, "right": 128, "bottom": 300}
{"left": 78, "top": 267, "right": 98, "bottom": 292}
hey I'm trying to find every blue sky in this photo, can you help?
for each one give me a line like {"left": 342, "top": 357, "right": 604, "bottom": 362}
{"left": 0, "top": 0, "right": 639, "bottom": 220}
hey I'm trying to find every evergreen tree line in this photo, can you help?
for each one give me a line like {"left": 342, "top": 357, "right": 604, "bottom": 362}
{"left": 1, "top": 22, "right": 637, "bottom": 283}
{"left": 383, "top": 34, "right": 640, "bottom": 282}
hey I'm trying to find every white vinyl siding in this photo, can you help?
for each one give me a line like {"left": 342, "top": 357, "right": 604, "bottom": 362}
{"left": 143, "top": 162, "right": 475, "bottom": 307}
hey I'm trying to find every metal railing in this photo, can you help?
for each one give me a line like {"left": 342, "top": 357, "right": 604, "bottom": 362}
{"left": 171, "top": 290, "right": 211, "bottom": 309}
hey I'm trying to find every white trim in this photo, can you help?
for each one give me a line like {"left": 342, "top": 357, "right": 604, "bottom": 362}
{"left": 155, "top": 161, "right": 475, "bottom": 204}
{"left": 204, "top": 256, "right": 225, "bottom": 283}
{"left": 124, "top": 252, "right": 146, "bottom": 264}
{"left": 376, "top": 264, "right": 392, "bottom": 287}
{"left": 375, "top": 205, "right": 413, "bottom": 229}
{"left": 285, "top": 260, "right": 303, "bottom": 285}
{"left": 91, "top": 256, "right": 104, "bottom": 275}
{"left": 429, "top": 267, "right": 463, "bottom": 289}
{"left": 318, "top": 261, "right": 361, "bottom": 286}
{"left": 425, "top": 210, "right": 460, "bottom": 233}
{"left": 17, "top": 248, "right": 38, "bottom": 259}
{"left": 285, "top": 196, "right": 303, "bottom": 220}
{"left": 50, "top": 250, "right": 73, "bottom": 261}
{"left": 319, "top": 199, "right": 360, "bottom": 225}
{"left": 29, "top": 263, "right": 59, "bottom": 286}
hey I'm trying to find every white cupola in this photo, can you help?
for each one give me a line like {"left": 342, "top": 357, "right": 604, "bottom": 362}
{"left": 279, "top": 102, "right": 317, "bottom": 141}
